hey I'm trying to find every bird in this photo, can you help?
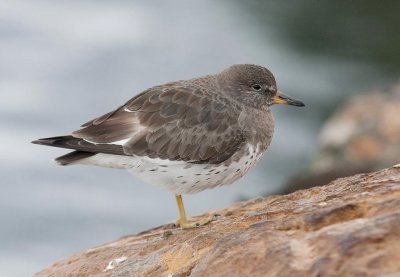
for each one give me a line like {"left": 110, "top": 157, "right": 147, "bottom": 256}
{"left": 32, "top": 64, "right": 305, "bottom": 229}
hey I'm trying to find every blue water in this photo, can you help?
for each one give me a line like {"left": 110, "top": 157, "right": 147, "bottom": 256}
{"left": 0, "top": 1, "right": 397, "bottom": 276}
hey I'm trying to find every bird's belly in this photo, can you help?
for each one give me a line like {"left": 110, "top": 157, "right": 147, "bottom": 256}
{"left": 127, "top": 143, "right": 263, "bottom": 194}
{"left": 78, "top": 143, "right": 263, "bottom": 194}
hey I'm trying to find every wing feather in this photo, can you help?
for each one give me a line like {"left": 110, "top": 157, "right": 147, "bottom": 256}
{"left": 72, "top": 84, "right": 245, "bottom": 163}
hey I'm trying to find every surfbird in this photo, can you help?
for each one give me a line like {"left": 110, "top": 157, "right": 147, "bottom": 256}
{"left": 32, "top": 64, "right": 305, "bottom": 228}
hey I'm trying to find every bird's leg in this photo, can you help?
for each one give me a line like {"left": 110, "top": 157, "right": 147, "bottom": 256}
{"left": 175, "top": 194, "right": 217, "bottom": 229}
{"left": 175, "top": 194, "right": 192, "bottom": 228}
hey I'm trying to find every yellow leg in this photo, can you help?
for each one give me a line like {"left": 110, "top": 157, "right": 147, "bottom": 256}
{"left": 175, "top": 194, "right": 217, "bottom": 229}
{"left": 175, "top": 195, "right": 190, "bottom": 226}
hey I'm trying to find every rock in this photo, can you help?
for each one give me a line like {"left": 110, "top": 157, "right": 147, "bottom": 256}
{"left": 35, "top": 165, "right": 400, "bottom": 277}
{"left": 283, "top": 84, "right": 400, "bottom": 193}
{"left": 315, "top": 84, "right": 400, "bottom": 173}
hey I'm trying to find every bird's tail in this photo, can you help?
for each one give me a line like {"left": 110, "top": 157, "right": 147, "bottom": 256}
{"left": 54, "top": 150, "right": 95, "bottom": 166}
{"left": 31, "top": 135, "right": 75, "bottom": 148}
{"left": 32, "top": 136, "right": 96, "bottom": 165}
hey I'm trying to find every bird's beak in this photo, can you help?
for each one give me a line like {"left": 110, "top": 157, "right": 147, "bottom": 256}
{"left": 272, "top": 90, "right": 305, "bottom": 107}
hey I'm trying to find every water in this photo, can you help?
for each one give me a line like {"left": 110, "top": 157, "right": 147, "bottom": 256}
{"left": 1, "top": 1, "right": 398, "bottom": 276}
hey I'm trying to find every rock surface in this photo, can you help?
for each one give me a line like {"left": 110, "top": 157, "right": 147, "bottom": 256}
{"left": 284, "top": 84, "right": 400, "bottom": 193}
{"left": 35, "top": 165, "right": 400, "bottom": 277}
{"left": 315, "top": 84, "right": 400, "bottom": 173}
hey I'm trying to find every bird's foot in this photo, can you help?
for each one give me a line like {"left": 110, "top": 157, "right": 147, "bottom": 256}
{"left": 176, "top": 214, "right": 218, "bottom": 229}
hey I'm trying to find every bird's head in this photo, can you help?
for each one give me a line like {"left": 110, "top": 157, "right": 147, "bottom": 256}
{"left": 217, "top": 64, "right": 305, "bottom": 109}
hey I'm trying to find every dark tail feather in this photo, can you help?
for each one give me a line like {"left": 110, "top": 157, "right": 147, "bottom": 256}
{"left": 31, "top": 136, "right": 75, "bottom": 147}
{"left": 32, "top": 136, "right": 97, "bottom": 165}
{"left": 31, "top": 135, "right": 125, "bottom": 155}
{"left": 55, "top": 151, "right": 96, "bottom": 166}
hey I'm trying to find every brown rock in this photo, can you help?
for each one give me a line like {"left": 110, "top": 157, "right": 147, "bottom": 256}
{"left": 34, "top": 165, "right": 400, "bottom": 277}
{"left": 283, "top": 84, "right": 400, "bottom": 193}
{"left": 315, "top": 84, "right": 400, "bottom": 173}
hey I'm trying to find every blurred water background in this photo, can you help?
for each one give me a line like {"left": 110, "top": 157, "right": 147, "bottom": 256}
{"left": 1, "top": 1, "right": 399, "bottom": 276}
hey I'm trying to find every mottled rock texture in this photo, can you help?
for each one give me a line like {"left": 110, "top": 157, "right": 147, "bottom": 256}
{"left": 285, "top": 84, "right": 400, "bottom": 193}
{"left": 315, "top": 85, "right": 400, "bottom": 172}
{"left": 35, "top": 165, "right": 400, "bottom": 277}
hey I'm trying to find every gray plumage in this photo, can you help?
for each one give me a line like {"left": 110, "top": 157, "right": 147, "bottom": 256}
{"left": 32, "top": 64, "right": 304, "bottom": 194}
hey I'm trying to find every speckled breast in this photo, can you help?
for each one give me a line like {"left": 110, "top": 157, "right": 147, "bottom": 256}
{"left": 127, "top": 143, "right": 264, "bottom": 194}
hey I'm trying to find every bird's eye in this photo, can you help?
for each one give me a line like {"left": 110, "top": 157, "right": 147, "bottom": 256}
{"left": 251, "top": 84, "right": 262, "bottom": 91}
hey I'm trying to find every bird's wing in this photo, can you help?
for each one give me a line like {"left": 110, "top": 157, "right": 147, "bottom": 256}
{"left": 72, "top": 84, "right": 246, "bottom": 163}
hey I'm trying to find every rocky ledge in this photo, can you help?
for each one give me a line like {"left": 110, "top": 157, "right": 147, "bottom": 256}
{"left": 35, "top": 165, "right": 400, "bottom": 277}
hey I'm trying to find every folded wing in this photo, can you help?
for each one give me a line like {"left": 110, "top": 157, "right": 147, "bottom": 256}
{"left": 72, "top": 83, "right": 245, "bottom": 164}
